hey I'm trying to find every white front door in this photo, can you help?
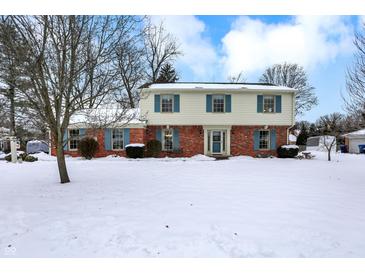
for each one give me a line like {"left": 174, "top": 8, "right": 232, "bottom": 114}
{"left": 212, "top": 131, "right": 222, "bottom": 154}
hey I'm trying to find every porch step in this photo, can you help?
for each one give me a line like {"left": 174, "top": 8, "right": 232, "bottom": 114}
{"left": 212, "top": 155, "right": 230, "bottom": 160}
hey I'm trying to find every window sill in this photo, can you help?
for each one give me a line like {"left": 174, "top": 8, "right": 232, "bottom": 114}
{"left": 112, "top": 149, "right": 125, "bottom": 151}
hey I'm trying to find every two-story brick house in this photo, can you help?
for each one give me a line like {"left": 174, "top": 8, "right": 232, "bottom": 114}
{"left": 52, "top": 82, "right": 296, "bottom": 158}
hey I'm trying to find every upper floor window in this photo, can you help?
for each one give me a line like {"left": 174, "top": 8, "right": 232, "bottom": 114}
{"left": 161, "top": 95, "right": 173, "bottom": 113}
{"left": 69, "top": 129, "right": 80, "bottom": 150}
{"left": 213, "top": 95, "right": 225, "bottom": 113}
{"left": 162, "top": 128, "right": 173, "bottom": 151}
{"left": 259, "top": 130, "right": 270, "bottom": 150}
{"left": 112, "top": 128, "right": 124, "bottom": 150}
{"left": 263, "top": 95, "right": 275, "bottom": 113}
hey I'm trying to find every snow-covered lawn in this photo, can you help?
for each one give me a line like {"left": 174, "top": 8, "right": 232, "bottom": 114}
{"left": 0, "top": 152, "right": 365, "bottom": 257}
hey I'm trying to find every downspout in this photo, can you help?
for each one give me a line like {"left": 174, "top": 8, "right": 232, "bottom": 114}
{"left": 48, "top": 129, "right": 52, "bottom": 155}
{"left": 286, "top": 90, "right": 296, "bottom": 144}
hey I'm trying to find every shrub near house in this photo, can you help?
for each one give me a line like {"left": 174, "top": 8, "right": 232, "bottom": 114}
{"left": 52, "top": 82, "right": 296, "bottom": 158}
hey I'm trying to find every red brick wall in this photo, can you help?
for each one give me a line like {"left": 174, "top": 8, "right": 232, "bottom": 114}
{"left": 231, "top": 125, "right": 289, "bottom": 157}
{"left": 146, "top": 125, "right": 204, "bottom": 157}
{"left": 52, "top": 125, "right": 289, "bottom": 158}
{"left": 51, "top": 128, "right": 146, "bottom": 157}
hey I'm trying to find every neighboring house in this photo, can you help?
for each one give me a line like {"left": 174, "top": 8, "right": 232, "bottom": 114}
{"left": 343, "top": 129, "right": 365, "bottom": 153}
{"left": 52, "top": 82, "right": 296, "bottom": 158}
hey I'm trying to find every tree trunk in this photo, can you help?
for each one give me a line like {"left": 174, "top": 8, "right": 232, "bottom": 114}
{"left": 328, "top": 149, "right": 331, "bottom": 161}
{"left": 127, "top": 90, "right": 135, "bottom": 108}
{"left": 56, "top": 141, "right": 70, "bottom": 183}
{"left": 9, "top": 87, "right": 16, "bottom": 136}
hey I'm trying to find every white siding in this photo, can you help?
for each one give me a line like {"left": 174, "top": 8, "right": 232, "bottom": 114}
{"left": 140, "top": 88, "right": 295, "bottom": 126}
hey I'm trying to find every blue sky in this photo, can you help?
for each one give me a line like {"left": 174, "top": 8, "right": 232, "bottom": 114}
{"left": 152, "top": 15, "right": 364, "bottom": 122}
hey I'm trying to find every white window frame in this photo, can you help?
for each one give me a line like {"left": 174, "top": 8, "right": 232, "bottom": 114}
{"left": 161, "top": 94, "right": 174, "bottom": 113}
{"left": 263, "top": 95, "right": 275, "bottom": 113}
{"left": 112, "top": 128, "right": 124, "bottom": 151}
{"left": 259, "top": 129, "right": 270, "bottom": 150}
{"left": 212, "top": 94, "right": 225, "bottom": 113}
{"left": 68, "top": 129, "right": 80, "bottom": 151}
{"left": 162, "top": 128, "right": 174, "bottom": 151}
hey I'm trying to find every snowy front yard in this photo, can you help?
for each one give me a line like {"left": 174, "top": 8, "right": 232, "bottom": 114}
{"left": 0, "top": 152, "right": 365, "bottom": 257}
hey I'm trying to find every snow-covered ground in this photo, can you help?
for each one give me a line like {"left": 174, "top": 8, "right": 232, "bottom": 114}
{"left": 0, "top": 152, "right": 364, "bottom": 257}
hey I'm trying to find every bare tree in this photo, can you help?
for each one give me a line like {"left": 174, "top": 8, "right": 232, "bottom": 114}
{"left": 260, "top": 63, "right": 318, "bottom": 116}
{"left": 316, "top": 112, "right": 344, "bottom": 161}
{"left": 2, "top": 16, "right": 135, "bottom": 183}
{"left": 344, "top": 24, "right": 365, "bottom": 126}
{"left": 143, "top": 19, "right": 181, "bottom": 83}
{"left": 115, "top": 40, "right": 146, "bottom": 108}
{"left": 227, "top": 71, "right": 246, "bottom": 83}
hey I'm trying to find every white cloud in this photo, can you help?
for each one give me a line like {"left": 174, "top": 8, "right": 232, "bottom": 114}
{"left": 150, "top": 16, "right": 219, "bottom": 80}
{"left": 221, "top": 16, "right": 354, "bottom": 78}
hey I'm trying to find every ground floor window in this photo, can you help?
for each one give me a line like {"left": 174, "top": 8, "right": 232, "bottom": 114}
{"left": 259, "top": 130, "right": 270, "bottom": 150}
{"left": 112, "top": 128, "right": 124, "bottom": 150}
{"left": 69, "top": 129, "right": 80, "bottom": 150}
{"left": 162, "top": 128, "right": 173, "bottom": 151}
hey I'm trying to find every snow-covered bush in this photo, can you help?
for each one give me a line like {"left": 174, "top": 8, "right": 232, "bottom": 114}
{"left": 146, "top": 140, "right": 162, "bottom": 157}
{"left": 277, "top": 145, "right": 299, "bottom": 158}
{"left": 125, "top": 143, "right": 145, "bottom": 158}
{"left": 78, "top": 137, "right": 99, "bottom": 160}
{"left": 4, "top": 151, "right": 28, "bottom": 162}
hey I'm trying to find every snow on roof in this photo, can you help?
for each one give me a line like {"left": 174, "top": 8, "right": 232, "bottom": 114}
{"left": 69, "top": 108, "right": 145, "bottom": 127}
{"left": 343, "top": 128, "right": 365, "bottom": 137}
{"left": 142, "top": 82, "right": 296, "bottom": 92}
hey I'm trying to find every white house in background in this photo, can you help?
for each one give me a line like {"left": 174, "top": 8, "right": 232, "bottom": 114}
{"left": 306, "top": 135, "right": 336, "bottom": 152}
{"left": 343, "top": 129, "right": 365, "bottom": 153}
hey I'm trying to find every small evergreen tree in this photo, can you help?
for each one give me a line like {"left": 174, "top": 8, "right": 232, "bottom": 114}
{"left": 155, "top": 63, "right": 179, "bottom": 83}
{"left": 296, "top": 123, "right": 309, "bottom": 145}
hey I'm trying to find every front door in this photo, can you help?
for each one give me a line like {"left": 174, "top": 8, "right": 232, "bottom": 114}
{"left": 212, "top": 131, "right": 222, "bottom": 154}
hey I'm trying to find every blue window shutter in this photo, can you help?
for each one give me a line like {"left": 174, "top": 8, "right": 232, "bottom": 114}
{"left": 225, "top": 95, "right": 231, "bottom": 112}
{"left": 63, "top": 130, "right": 68, "bottom": 151}
{"left": 174, "top": 95, "right": 180, "bottom": 112}
{"left": 156, "top": 129, "right": 162, "bottom": 142}
{"left": 206, "top": 95, "right": 212, "bottom": 112}
{"left": 79, "top": 128, "right": 86, "bottom": 139}
{"left": 124, "top": 128, "right": 130, "bottom": 147}
{"left": 154, "top": 94, "right": 160, "bottom": 112}
{"left": 275, "top": 95, "right": 282, "bottom": 113}
{"left": 104, "top": 128, "right": 112, "bottom": 150}
{"left": 257, "top": 95, "right": 263, "bottom": 113}
{"left": 254, "top": 130, "right": 260, "bottom": 151}
{"left": 270, "top": 129, "right": 277, "bottom": 150}
{"left": 173, "top": 128, "right": 180, "bottom": 150}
